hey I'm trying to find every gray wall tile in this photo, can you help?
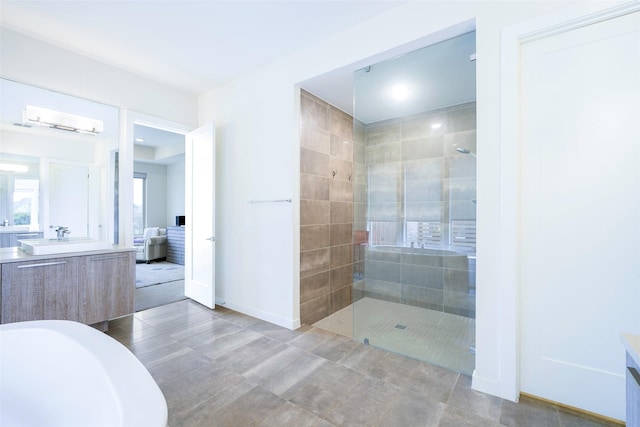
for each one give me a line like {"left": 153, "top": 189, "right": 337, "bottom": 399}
{"left": 300, "top": 225, "right": 330, "bottom": 252}
{"left": 300, "top": 148, "right": 330, "bottom": 177}
{"left": 300, "top": 248, "right": 330, "bottom": 278}
{"left": 402, "top": 136, "right": 444, "bottom": 160}
{"left": 330, "top": 108, "right": 353, "bottom": 140}
{"left": 300, "top": 200, "right": 329, "bottom": 225}
{"left": 330, "top": 223, "right": 352, "bottom": 246}
{"left": 365, "top": 260, "right": 401, "bottom": 283}
{"left": 330, "top": 202, "right": 352, "bottom": 224}
{"left": 300, "top": 126, "right": 330, "bottom": 154}
{"left": 330, "top": 244, "right": 352, "bottom": 269}
{"left": 329, "top": 180, "right": 353, "bottom": 203}
{"left": 365, "top": 122, "right": 402, "bottom": 146}
{"left": 330, "top": 285, "right": 352, "bottom": 313}
{"left": 330, "top": 133, "right": 354, "bottom": 161}
{"left": 401, "top": 264, "right": 444, "bottom": 290}
{"left": 300, "top": 271, "right": 330, "bottom": 304}
{"left": 330, "top": 156, "right": 353, "bottom": 182}
{"left": 301, "top": 91, "right": 329, "bottom": 130}
{"left": 300, "top": 174, "right": 330, "bottom": 201}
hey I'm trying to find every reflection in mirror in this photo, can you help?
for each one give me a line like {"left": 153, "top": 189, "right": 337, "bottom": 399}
{"left": 0, "top": 154, "right": 40, "bottom": 227}
{"left": 0, "top": 78, "right": 119, "bottom": 247}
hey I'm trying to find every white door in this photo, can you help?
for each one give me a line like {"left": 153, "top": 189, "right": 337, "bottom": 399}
{"left": 520, "top": 11, "right": 640, "bottom": 420}
{"left": 49, "top": 162, "right": 89, "bottom": 237}
{"left": 184, "top": 123, "right": 216, "bottom": 308}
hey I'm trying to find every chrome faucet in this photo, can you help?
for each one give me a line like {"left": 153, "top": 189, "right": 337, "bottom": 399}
{"left": 52, "top": 226, "right": 70, "bottom": 240}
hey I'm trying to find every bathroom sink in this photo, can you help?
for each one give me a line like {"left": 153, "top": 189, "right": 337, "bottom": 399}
{"left": 19, "top": 238, "right": 112, "bottom": 255}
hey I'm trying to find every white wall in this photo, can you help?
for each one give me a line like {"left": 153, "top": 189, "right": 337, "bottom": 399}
{"left": 1, "top": 27, "right": 198, "bottom": 246}
{"left": 0, "top": 129, "right": 98, "bottom": 164}
{"left": 0, "top": 28, "right": 198, "bottom": 127}
{"left": 199, "top": 0, "right": 580, "bottom": 403}
{"left": 133, "top": 158, "right": 185, "bottom": 230}
{"left": 133, "top": 162, "right": 167, "bottom": 229}
{"left": 166, "top": 156, "right": 185, "bottom": 226}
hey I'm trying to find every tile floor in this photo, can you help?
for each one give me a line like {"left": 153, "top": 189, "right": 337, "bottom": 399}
{"left": 313, "top": 298, "right": 475, "bottom": 375}
{"left": 107, "top": 300, "right": 620, "bottom": 427}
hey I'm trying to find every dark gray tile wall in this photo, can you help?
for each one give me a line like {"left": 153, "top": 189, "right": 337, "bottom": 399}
{"left": 363, "top": 248, "right": 474, "bottom": 318}
{"left": 362, "top": 102, "right": 477, "bottom": 318}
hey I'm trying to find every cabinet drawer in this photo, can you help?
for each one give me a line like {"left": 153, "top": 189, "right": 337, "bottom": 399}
{"left": 1, "top": 257, "right": 79, "bottom": 323}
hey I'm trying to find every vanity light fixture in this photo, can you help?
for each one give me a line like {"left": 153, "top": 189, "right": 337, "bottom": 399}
{"left": 23, "top": 105, "right": 104, "bottom": 135}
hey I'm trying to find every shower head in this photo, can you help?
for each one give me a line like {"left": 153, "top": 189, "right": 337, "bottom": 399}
{"left": 456, "top": 147, "right": 477, "bottom": 158}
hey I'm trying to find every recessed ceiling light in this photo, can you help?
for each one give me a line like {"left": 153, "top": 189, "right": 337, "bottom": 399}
{"left": 431, "top": 122, "right": 442, "bottom": 129}
{"left": 391, "top": 84, "right": 409, "bottom": 101}
{"left": 135, "top": 138, "right": 145, "bottom": 143}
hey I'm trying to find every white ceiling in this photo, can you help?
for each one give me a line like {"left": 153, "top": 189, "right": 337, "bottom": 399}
{"left": 347, "top": 31, "right": 476, "bottom": 123}
{"left": 133, "top": 124, "right": 185, "bottom": 165}
{"left": 0, "top": 0, "right": 405, "bottom": 94}
{"left": 1, "top": 1, "right": 476, "bottom": 140}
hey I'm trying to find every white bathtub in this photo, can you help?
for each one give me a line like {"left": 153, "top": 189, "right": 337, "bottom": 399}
{"left": 0, "top": 320, "right": 167, "bottom": 427}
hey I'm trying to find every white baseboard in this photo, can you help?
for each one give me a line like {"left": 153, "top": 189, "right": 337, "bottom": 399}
{"left": 216, "top": 299, "right": 300, "bottom": 330}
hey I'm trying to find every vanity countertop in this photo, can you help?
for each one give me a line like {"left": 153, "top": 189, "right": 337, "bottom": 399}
{"left": 0, "top": 245, "right": 135, "bottom": 264}
{"left": 622, "top": 333, "right": 640, "bottom": 368}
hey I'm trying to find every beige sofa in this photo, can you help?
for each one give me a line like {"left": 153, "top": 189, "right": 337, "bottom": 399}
{"left": 134, "top": 227, "right": 167, "bottom": 263}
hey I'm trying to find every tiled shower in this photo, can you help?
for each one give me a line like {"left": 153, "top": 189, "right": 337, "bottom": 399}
{"left": 354, "top": 102, "right": 477, "bottom": 319}
{"left": 299, "top": 93, "right": 478, "bottom": 374}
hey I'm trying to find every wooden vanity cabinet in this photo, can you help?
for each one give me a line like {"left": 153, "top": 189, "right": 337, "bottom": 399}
{"left": 0, "top": 249, "right": 135, "bottom": 327}
{"left": 78, "top": 252, "right": 135, "bottom": 325}
{"left": 1, "top": 257, "right": 79, "bottom": 323}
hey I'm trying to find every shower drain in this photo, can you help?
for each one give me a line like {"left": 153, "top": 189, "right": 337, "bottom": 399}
{"left": 395, "top": 324, "right": 407, "bottom": 330}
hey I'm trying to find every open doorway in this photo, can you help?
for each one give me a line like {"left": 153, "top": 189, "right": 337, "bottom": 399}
{"left": 132, "top": 124, "right": 188, "bottom": 311}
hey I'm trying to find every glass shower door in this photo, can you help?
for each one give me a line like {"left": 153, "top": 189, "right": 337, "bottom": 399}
{"left": 352, "top": 32, "right": 477, "bottom": 374}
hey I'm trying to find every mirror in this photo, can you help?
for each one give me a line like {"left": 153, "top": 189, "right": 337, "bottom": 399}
{"left": 0, "top": 78, "right": 120, "bottom": 245}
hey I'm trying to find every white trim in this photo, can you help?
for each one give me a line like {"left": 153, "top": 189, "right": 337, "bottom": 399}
{"left": 121, "top": 110, "right": 193, "bottom": 246}
{"left": 292, "top": 84, "right": 302, "bottom": 327}
{"left": 222, "top": 298, "right": 301, "bottom": 330}
{"left": 520, "top": 1, "right": 640, "bottom": 43}
{"left": 483, "top": 0, "right": 637, "bottom": 402}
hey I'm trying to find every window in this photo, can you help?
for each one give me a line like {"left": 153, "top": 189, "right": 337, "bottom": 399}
{"left": 13, "top": 178, "right": 39, "bottom": 226}
{"left": 133, "top": 172, "right": 146, "bottom": 236}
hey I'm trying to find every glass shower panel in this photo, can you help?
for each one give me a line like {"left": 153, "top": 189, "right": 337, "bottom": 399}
{"left": 352, "top": 32, "right": 476, "bottom": 375}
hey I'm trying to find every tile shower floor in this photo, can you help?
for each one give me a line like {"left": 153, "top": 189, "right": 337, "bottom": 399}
{"left": 313, "top": 298, "right": 475, "bottom": 375}
{"left": 106, "top": 299, "right": 619, "bottom": 427}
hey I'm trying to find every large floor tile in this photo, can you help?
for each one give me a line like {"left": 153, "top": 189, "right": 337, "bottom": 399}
{"left": 109, "top": 300, "right": 619, "bottom": 427}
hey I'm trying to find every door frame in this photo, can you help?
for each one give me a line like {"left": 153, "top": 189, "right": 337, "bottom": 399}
{"left": 473, "top": 0, "right": 640, "bottom": 402}
{"left": 121, "top": 111, "right": 192, "bottom": 246}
